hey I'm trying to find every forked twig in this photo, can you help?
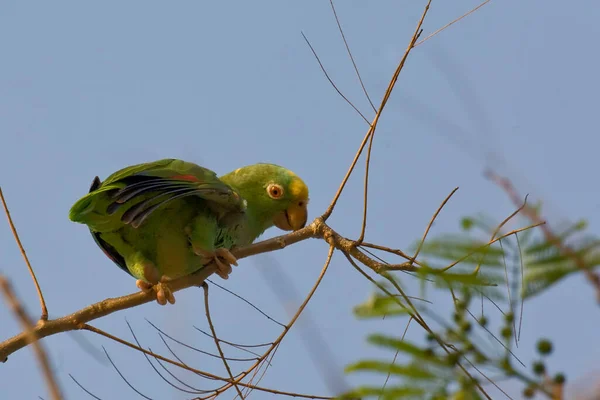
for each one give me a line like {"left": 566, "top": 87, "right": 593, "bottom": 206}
{"left": 84, "top": 324, "right": 328, "bottom": 399}
{"left": 0, "top": 187, "right": 48, "bottom": 320}
{"left": 411, "top": 187, "right": 460, "bottom": 263}
{"left": 321, "top": 0, "right": 434, "bottom": 222}
{"left": 486, "top": 169, "right": 600, "bottom": 301}
{"left": 437, "top": 223, "right": 544, "bottom": 273}
{"left": 414, "top": 0, "right": 492, "bottom": 47}
{"left": 328, "top": 0, "right": 377, "bottom": 113}
{"left": 201, "top": 282, "right": 245, "bottom": 399}
{"left": 301, "top": 32, "right": 370, "bottom": 125}
{"left": 209, "top": 245, "right": 336, "bottom": 398}
{"left": 0, "top": 276, "right": 62, "bottom": 400}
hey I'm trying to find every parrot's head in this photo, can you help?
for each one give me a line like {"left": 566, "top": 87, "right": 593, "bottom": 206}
{"left": 221, "top": 164, "right": 309, "bottom": 232}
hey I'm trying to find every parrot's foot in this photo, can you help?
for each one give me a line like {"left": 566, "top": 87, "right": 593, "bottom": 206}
{"left": 195, "top": 248, "right": 238, "bottom": 280}
{"left": 136, "top": 276, "right": 176, "bottom": 306}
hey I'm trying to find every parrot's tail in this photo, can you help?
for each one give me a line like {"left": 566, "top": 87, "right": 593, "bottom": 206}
{"left": 69, "top": 177, "right": 119, "bottom": 230}
{"left": 68, "top": 193, "right": 97, "bottom": 223}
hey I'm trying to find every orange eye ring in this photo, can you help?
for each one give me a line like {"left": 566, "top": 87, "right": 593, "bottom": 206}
{"left": 267, "top": 183, "right": 284, "bottom": 199}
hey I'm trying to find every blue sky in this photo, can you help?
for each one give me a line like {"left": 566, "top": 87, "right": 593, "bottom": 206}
{"left": 1, "top": 1, "right": 599, "bottom": 399}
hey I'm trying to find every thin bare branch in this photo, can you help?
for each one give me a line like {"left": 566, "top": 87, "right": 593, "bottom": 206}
{"left": 301, "top": 32, "right": 370, "bottom": 124}
{"left": 85, "top": 324, "right": 327, "bottom": 399}
{"left": 146, "top": 319, "right": 257, "bottom": 362}
{"left": 464, "top": 308, "right": 525, "bottom": 368}
{"left": 0, "top": 187, "right": 48, "bottom": 320}
{"left": 69, "top": 375, "right": 103, "bottom": 400}
{"left": 516, "top": 233, "right": 525, "bottom": 342}
{"left": 256, "top": 254, "right": 349, "bottom": 394}
{"left": 206, "top": 278, "right": 285, "bottom": 327}
{"left": 201, "top": 282, "right": 245, "bottom": 399}
{"left": 328, "top": 0, "right": 376, "bottom": 112}
{"left": 125, "top": 321, "right": 204, "bottom": 395}
{"left": 411, "top": 187, "right": 460, "bottom": 262}
{"left": 0, "top": 276, "right": 62, "bottom": 400}
{"left": 462, "top": 355, "right": 515, "bottom": 400}
{"left": 414, "top": 0, "right": 492, "bottom": 47}
{"left": 359, "top": 242, "right": 417, "bottom": 264}
{"left": 321, "top": 0, "right": 433, "bottom": 221}
{"left": 102, "top": 346, "right": 153, "bottom": 400}
{"left": 211, "top": 245, "right": 336, "bottom": 398}
{"left": 356, "top": 128, "right": 375, "bottom": 244}
{"left": 379, "top": 317, "right": 413, "bottom": 399}
{"left": 83, "top": 324, "right": 222, "bottom": 380}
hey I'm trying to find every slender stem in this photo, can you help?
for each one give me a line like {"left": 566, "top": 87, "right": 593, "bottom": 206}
{"left": 201, "top": 283, "right": 245, "bottom": 399}
{"left": 321, "top": 0, "right": 434, "bottom": 221}
{"left": 415, "top": 0, "right": 492, "bottom": 47}
{"left": 0, "top": 187, "right": 48, "bottom": 320}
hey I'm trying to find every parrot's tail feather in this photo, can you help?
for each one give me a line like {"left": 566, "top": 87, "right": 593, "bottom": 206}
{"left": 68, "top": 195, "right": 95, "bottom": 223}
{"left": 69, "top": 179, "right": 120, "bottom": 228}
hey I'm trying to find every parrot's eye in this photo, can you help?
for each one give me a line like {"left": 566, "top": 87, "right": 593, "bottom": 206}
{"left": 267, "top": 183, "right": 284, "bottom": 199}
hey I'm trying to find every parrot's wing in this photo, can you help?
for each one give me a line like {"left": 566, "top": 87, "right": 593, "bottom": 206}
{"left": 98, "top": 159, "right": 246, "bottom": 229}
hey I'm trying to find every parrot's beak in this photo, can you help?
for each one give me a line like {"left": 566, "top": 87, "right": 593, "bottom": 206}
{"left": 274, "top": 201, "right": 308, "bottom": 231}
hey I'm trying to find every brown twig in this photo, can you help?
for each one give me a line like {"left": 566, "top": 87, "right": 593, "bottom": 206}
{"left": 207, "top": 245, "right": 336, "bottom": 399}
{"left": 356, "top": 126, "right": 375, "bottom": 244}
{"left": 321, "top": 0, "right": 433, "bottom": 222}
{"left": 328, "top": 0, "right": 377, "bottom": 113}
{"left": 0, "top": 187, "right": 48, "bottom": 320}
{"left": 472, "top": 193, "right": 531, "bottom": 276}
{"left": 485, "top": 169, "right": 600, "bottom": 302}
{"left": 414, "top": 0, "right": 492, "bottom": 48}
{"left": 201, "top": 282, "right": 245, "bottom": 399}
{"left": 83, "top": 324, "right": 330, "bottom": 399}
{"left": 411, "top": 187, "right": 460, "bottom": 263}
{"left": 0, "top": 275, "right": 62, "bottom": 400}
{"left": 301, "top": 32, "right": 370, "bottom": 125}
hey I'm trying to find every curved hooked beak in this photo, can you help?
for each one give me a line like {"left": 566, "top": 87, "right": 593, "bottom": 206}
{"left": 273, "top": 201, "right": 308, "bottom": 231}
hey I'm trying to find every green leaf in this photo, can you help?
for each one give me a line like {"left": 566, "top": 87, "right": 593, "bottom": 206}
{"left": 523, "top": 265, "right": 577, "bottom": 299}
{"left": 353, "top": 293, "right": 410, "bottom": 319}
{"left": 339, "top": 385, "right": 425, "bottom": 400}
{"left": 345, "top": 360, "right": 436, "bottom": 380}
{"left": 367, "top": 335, "right": 448, "bottom": 366}
{"left": 417, "top": 267, "right": 500, "bottom": 288}
{"left": 416, "top": 235, "right": 507, "bottom": 268}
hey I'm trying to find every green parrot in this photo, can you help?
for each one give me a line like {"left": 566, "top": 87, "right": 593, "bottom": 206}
{"left": 69, "top": 159, "right": 309, "bottom": 305}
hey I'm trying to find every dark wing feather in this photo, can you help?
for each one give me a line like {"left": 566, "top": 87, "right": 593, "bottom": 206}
{"left": 104, "top": 168, "right": 244, "bottom": 229}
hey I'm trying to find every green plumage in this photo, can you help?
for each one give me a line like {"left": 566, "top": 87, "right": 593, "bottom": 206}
{"left": 69, "top": 159, "right": 309, "bottom": 293}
